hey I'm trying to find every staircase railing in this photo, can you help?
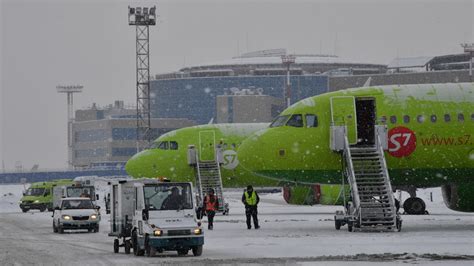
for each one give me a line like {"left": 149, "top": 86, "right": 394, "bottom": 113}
{"left": 194, "top": 151, "right": 204, "bottom": 207}
{"left": 343, "top": 134, "right": 360, "bottom": 219}
{"left": 376, "top": 134, "right": 396, "bottom": 215}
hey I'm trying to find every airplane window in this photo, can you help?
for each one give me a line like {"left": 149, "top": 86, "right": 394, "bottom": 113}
{"left": 471, "top": 113, "right": 474, "bottom": 122}
{"left": 231, "top": 143, "right": 236, "bottom": 149}
{"left": 390, "top": 116, "right": 397, "bottom": 124}
{"left": 158, "top": 141, "right": 169, "bottom": 150}
{"left": 306, "top": 114, "right": 318, "bottom": 127}
{"left": 286, "top": 114, "right": 303, "bottom": 127}
{"left": 417, "top": 115, "right": 425, "bottom": 123}
{"left": 223, "top": 143, "right": 228, "bottom": 149}
{"left": 380, "top": 116, "right": 387, "bottom": 124}
{"left": 270, "top": 115, "right": 290, "bottom": 128}
{"left": 170, "top": 141, "right": 178, "bottom": 150}
{"left": 403, "top": 115, "right": 410, "bottom": 124}
{"left": 444, "top": 114, "right": 451, "bottom": 122}
{"left": 431, "top": 115, "right": 437, "bottom": 123}
{"left": 148, "top": 142, "right": 160, "bottom": 149}
{"left": 458, "top": 113, "right": 464, "bottom": 122}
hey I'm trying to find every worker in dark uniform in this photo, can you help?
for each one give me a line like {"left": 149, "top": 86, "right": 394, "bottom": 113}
{"left": 242, "top": 185, "right": 260, "bottom": 229}
{"left": 161, "top": 187, "right": 182, "bottom": 210}
{"left": 203, "top": 188, "right": 219, "bottom": 230}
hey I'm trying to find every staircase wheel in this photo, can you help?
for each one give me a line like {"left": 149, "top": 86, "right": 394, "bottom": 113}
{"left": 335, "top": 219, "right": 341, "bottom": 230}
{"left": 348, "top": 222, "right": 353, "bottom": 232}
{"left": 396, "top": 219, "right": 402, "bottom": 232}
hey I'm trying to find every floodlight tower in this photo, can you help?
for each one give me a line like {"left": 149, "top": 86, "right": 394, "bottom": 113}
{"left": 128, "top": 6, "right": 157, "bottom": 151}
{"left": 461, "top": 43, "right": 474, "bottom": 82}
{"left": 281, "top": 54, "right": 296, "bottom": 108}
{"left": 57, "top": 85, "right": 83, "bottom": 169}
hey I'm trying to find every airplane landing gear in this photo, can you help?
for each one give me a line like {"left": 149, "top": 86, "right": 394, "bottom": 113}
{"left": 403, "top": 197, "right": 428, "bottom": 215}
{"left": 402, "top": 186, "right": 428, "bottom": 215}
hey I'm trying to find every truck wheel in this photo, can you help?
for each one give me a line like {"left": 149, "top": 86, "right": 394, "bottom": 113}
{"left": 59, "top": 225, "right": 64, "bottom": 234}
{"left": 192, "top": 245, "right": 203, "bottom": 256}
{"left": 113, "top": 239, "right": 119, "bottom": 253}
{"left": 132, "top": 231, "right": 144, "bottom": 256}
{"left": 177, "top": 249, "right": 188, "bottom": 256}
{"left": 145, "top": 235, "right": 155, "bottom": 257}
{"left": 53, "top": 221, "right": 58, "bottom": 233}
{"left": 95, "top": 225, "right": 100, "bottom": 233}
{"left": 124, "top": 240, "right": 131, "bottom": 254}
{"left": 335, "top": 219, "right": 341, "bottom": 230}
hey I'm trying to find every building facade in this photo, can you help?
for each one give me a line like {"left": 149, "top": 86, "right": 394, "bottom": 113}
{"left": 72, "top": 102, "right": 195, "bottom": 169}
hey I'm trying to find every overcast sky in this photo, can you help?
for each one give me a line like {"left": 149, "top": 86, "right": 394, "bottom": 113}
{"left": 0, "top": 0, "right": 472, "bottom": 170}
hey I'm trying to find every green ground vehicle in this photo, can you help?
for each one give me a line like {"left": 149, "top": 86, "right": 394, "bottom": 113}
{"left": 19, "top": 179, "right": 73, "bottom": 212}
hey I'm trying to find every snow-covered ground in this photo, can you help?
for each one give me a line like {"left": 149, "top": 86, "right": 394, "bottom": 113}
{"left": 0, "top": 183, "right": 473, "bottom": 265}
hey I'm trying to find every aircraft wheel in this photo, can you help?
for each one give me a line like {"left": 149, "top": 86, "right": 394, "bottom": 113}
{"left": 21, "top": 208, "right": 28, "bottom": 213}
{"left": 403, "top": 197, "right": 426, "bottom": 215}
{"left": 396, "top": 218, "right": 402, "bottom": 232}
{"left": 39, "top": 206, "right": 46, "bottom": 212}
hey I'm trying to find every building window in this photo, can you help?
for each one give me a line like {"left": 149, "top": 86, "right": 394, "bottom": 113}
{"left": 305, "top": 114, "right": 318, "bottom": 127}
{"left": 430, "top": 115, "right": 437, "bottom": 123}
{"left": 444, "top": 114, "right": 451, "bottom": 122}
{"left": 170, "top": 141, "right": 178, "bottom": 150}
{"left": 390, "top": 116, "right": 397, "bottom": 124}
{"left": 75, "top": 129, "right": 109, "bottom": 142}
{"left": 112, "top": 148, "right": 137, "bottom": 157}
{"left": 458, "top": 113, "right": 465, "bottom": 122}
{"left": 403, "top": 115, "right": 410, "bottom": 124}
{"left": 286, "top": 114, "right": 303, "bottom": 127}
{"left": 75, "top": 148, "right": 107, "bottom": 158}
{"left": 417, "top": 115, "right": 425, "bottom": 123}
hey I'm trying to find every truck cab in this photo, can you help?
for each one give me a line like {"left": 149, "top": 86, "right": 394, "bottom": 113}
{"left": 19, "top": 179, "right": 72, "bottom": 212}
{"left": 52, "top": 197, "right": 101, "bottom": 233}
{"left": 109, "top": 180, "right": 204, "bottom": 257}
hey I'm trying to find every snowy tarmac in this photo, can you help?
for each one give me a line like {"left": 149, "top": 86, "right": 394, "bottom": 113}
{"left": 0, "top": 184, "right": 473, "bottom": 265}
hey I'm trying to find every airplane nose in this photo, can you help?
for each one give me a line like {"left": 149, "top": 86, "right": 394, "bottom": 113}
{"left": 237, "top": 130, "right": 267, "bottom": 173}
{"left": 125, "top": 150, "right": 157, "bottom": 178}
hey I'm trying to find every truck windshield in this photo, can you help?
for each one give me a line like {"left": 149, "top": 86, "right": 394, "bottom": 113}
{"left": 144, "top": 183, "right": 193, "bottom": 211}
{"left": 67, "top": 187, "right": 94, "bottom": 199}
{"left": 25, "top": 188, "right": 45, "bottom": 196}
{"left": 61, "top": 200, "right": 93, "bottom": 209}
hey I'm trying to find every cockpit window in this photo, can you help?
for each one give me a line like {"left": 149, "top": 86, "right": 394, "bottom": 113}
{"left": 170, "top": 141, "right": 178, "bottom": 150}
{"left": 306, "top": 114, "right": 318, "bottom": 127}
{"left": 158, "top": 141, "right": 169, "bottom": 150}
{"left": 286, "top": 114, "right": 303, "bottom": 127}
{"left": 148, "top": 142, "right": 160, "bottom": 149}
{"left": 270, "top": 115, "right": 290, "bottom": 128}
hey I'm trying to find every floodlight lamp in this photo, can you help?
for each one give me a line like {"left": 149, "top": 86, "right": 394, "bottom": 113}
{"left": 143, "top": 7, "right": 149, "bottom": 15}
{"left": 129, "top": 7, "right": 135, "bottom": 15}
{"left": 136, "top": 7, "right": 142, "bottom": 15}
{"left": 150, "top": 7, "right": 156, "bottom": 16}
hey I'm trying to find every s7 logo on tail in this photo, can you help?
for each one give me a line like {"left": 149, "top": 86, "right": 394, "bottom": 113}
{"left": 388, "top": 127, "right": 417, "bottom": 158}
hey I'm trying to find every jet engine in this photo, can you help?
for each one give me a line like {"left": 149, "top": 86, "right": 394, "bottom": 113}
{"left": 441, "top": 184, "right": 474, "bottom": 212}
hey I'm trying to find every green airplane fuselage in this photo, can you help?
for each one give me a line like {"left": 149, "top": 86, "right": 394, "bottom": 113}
{"left": 237, "top": 83, "right": 474, "bottom": 188}
{"left": 125, "top": 123, "right": 280, "bottom": 187}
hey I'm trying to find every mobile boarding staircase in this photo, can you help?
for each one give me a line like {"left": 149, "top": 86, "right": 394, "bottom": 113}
{"left": 332, "top": 125, "right": 402, "bottom": 232}
{"left": 187, "top": 145, "right": 229, "bottom": 215}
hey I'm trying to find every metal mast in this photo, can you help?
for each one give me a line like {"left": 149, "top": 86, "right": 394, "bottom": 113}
{"left": 128, "top": 6, "right": 157, "bottom": 151}
{"left": 281, "top": 54, "right": 295, "bottom": 108}
{"left": 57, "top": 85, "right": 83, "bottom": 169}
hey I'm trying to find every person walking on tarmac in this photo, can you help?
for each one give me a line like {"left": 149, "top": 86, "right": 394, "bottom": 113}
{"left": 203, "top": 188, "right": 219, "bottom": 230}
{"left": 242, "top": 185, "right": 260, "bottom": 229}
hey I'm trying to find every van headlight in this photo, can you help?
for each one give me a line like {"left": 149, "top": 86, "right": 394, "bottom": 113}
{"left": 34, "top": 200, "right": 40, "bottom": 203}
{"left": 62, "top": 215, "right": 71, "bottom": 221}
{"left": 194, "top": 228, "right": 202, "bottom": 235}
{"left": 90, "top": 214, "right": 98, "bottom": 220}
{"left": 154, "top": 229, "right": 163, "bottom": 236}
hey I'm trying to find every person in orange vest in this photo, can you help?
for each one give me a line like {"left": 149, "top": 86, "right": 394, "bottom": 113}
{"left": 242, "top": 185, "right": 260, "bottom": 229}
{"left": 203, "top": 188, "right": 219, "bottom": 230}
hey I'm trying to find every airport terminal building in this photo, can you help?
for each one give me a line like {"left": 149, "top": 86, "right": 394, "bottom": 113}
{"left": 150, "top": 49, "right": 387, "bottom": 124}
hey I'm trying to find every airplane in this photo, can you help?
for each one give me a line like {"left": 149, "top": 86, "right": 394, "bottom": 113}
{"left": 236, "top": 82, "right": 474, "bottom": 214}
{"left": 125, "top": 123, "right": 344, "bottom": 205}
